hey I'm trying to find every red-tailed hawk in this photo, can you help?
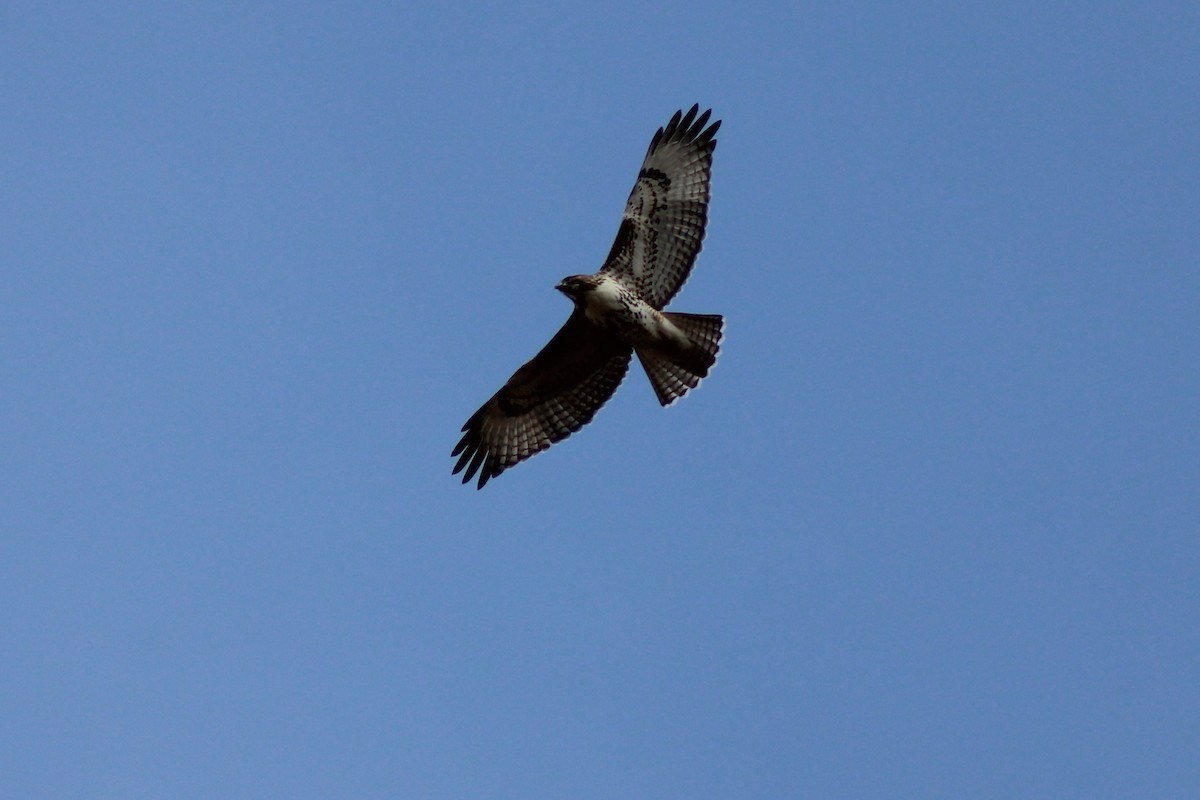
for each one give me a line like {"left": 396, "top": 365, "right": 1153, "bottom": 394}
{"left": 452, "top": 105, "right": 724, "bottom": 489}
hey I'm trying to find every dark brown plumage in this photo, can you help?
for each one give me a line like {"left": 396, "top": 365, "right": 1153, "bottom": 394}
{"left": 453, "top": 106, "right": 723, "bottom": 489}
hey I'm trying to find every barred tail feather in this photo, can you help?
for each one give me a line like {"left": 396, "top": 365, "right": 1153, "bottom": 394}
{"left": 666, "top": 312, "right": 724, "bottom": 371}
{"left": 637, "top": 312, "right": 725, "bottom": 406}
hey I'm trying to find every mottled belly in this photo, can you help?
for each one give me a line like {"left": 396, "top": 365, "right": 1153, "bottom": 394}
{"left": 585, "top": 295, "right": 661, "bottom": 346}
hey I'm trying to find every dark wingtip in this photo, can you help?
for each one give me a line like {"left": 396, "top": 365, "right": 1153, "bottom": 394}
{"left": 453, "top": 404, "right": 494, "bottom": 486}
{"left": 452, "top": 446, "right": 472, "bottom": 476}
{"left": 686, "top": 107, "right": 720, "bottom": 143}
{"left": 465, "top": 446, "right": 487, "bottom": 483}
{"left": 645, "top": 126, "right": 666, "bottom": 158}
{"left": 677, "top": 104, "right": 699, "bottom": 136}
{"left": 651, "top": 105, "right": 720, "bottom": 155}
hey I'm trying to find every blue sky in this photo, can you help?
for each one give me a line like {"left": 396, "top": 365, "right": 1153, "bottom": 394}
{"left": 3, "top": 2, "right": 1197, "bottom": 797}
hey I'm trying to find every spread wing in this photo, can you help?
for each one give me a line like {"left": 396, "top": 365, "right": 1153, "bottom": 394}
{"left": 452, "top": 311, "right": 632, "bottom": 489}
{"left": 599, "top": 105, "right": 720, "bottom": 309}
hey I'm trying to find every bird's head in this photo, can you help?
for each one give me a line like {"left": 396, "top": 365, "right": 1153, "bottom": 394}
{"left": 555, "top": 275, "right": 592, "bottom": 300}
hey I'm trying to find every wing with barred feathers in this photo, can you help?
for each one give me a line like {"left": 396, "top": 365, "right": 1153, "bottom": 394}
{"left": 599, "top": 105, "right": 720, "bottom": 309}
{"left": 452, "top": 311, "right": 632, "bottom": 489}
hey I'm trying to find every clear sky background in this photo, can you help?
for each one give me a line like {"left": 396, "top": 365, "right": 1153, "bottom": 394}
{"left": 3, "top": 2, "right": 1197, "bottom": 798}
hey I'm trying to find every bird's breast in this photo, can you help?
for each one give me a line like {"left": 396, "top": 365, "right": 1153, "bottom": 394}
{"left": 582, "top": 279, "right": 630, "bottom": 324}
{"left": 581, "top": 279, "right": 675, "bottom": 346}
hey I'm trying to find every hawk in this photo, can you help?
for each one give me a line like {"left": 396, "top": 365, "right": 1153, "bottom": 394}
{"left": 452, "top": 105, "right": 724, "bottom": 489}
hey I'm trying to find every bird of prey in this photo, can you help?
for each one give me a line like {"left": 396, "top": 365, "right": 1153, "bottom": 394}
{"left": 452, "top": 105, "right": 724, "bottom": 489}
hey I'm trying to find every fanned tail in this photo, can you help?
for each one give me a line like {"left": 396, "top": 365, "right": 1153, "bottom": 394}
{"left": 636, "top": 312, "right": 724, "bottom": 406}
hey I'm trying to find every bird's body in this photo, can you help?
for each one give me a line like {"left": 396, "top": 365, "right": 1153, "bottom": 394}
{"left": 560, "top": 274, "right": 678, "bottom": 347}
{"left": 453, "top": 106, "right": 724, "bottom": 488}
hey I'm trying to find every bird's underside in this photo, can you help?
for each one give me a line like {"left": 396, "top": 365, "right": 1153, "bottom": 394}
{"left": 453, "top": 105, "right": 724, "bottom": 489}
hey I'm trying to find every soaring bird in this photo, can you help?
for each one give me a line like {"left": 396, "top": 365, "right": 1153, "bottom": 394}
{"left": 452, "top": 105, "right": 724, "bottom": 489}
